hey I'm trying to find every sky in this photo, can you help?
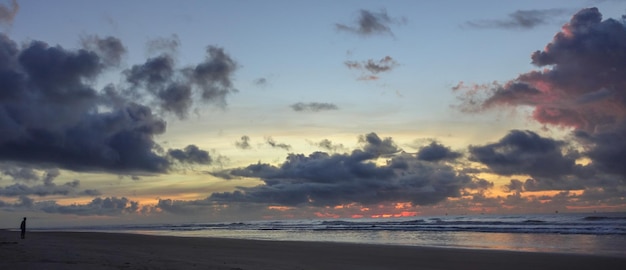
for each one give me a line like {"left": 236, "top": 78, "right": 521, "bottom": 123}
{"left": 1, "top": 0, "right": 626, "bottom": 228}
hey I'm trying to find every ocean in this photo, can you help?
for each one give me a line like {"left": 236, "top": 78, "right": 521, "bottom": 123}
{"left": 40, "top": 212, "right": 626, "bottom": 257}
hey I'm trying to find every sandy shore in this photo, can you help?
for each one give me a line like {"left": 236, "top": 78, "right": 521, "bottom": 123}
{"left": 1, "top": 230, "right": 625, "bottom": 270}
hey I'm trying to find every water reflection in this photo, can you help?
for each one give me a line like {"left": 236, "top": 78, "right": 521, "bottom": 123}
{"left": 130, "top": 229, "right": 626, "bottom": 257}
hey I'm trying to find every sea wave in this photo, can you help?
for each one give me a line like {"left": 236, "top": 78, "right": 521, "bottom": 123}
{"left": 39, "top": 213, "right": 626, "bottom": 236}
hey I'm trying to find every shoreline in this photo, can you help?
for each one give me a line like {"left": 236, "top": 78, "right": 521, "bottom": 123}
{"left": 2, "top": 230, "right": 625, "bottom": 270}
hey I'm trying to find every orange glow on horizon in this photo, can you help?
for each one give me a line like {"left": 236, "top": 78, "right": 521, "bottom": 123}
{"left": 315, "top": 212, "right": 340, "bottom": 218}
{"left": 394, "top": 202, "right": 412, "bottom": 209}
{"left": 370, "top": 211, "right": 417, "bottom": 218}
{"left": 268, "top": 205, "right": 293, "bottom": 211}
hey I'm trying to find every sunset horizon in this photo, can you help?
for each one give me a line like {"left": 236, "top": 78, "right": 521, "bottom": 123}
{"left": 1, "top": 0, "right": 626, "bottom": 229}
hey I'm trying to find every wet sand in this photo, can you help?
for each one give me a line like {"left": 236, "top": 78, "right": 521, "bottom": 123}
{"left": 1, "top": 230, "right": 625, "bottom": 270}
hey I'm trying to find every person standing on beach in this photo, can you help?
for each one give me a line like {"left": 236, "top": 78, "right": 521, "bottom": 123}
{"left": 20, "top": 217, "right": 26, "bottom": 239}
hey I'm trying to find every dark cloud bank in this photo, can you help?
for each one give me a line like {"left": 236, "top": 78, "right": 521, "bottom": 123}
{"left": 0, "top": 33, "right": 236, "bottom": 174}
{"left": 165, "top": 132, "right": 482, "bottom": 214}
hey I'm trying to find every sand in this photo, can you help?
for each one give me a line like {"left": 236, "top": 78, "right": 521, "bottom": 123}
{"left": 1, "top": 230, "right": 625, "bottom": 270}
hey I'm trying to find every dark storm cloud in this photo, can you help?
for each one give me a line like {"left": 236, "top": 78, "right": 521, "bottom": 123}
{"left": 0, "top": 0, "right": 18, "bottom": 25}
{"left": 504, "top": 176, "right": 589, "bottom": 192}
{"left": 290, "top": 102, "right": 338, "bottom": 112}
{"left": 456, "top": 8, "right": 626, "bottom": 133}
{"left": 167, "top": 145, "right": 212, "bottom": 165}
{"left": 124, "top": 54, "right": 189, "bottom": 118}
{"left": 125, "top": 54, "right": 175, "bottom": 89}
{"left": 523, "top": 177, "right": 588, "bottom": 191}
{"left": 0, "top": 35, "right": 167, "bottom": 173}
{"left": 465, "top": 9, "right": 568, "bottom": 29}
{"left": 190, "top": 46, "right": 238, "bottom": 103}
{"left": 0, "top": 33, "right": 238, "bottom": 174}
{"left": 504, "top": 179, "right": 525, "bottom": 192}
{"left": 211, "top": 133, "right": 473, "bottom": 207}
{"left": 359, "top": 132, "right": 400, "bottom": 156}
{"left": 266, "top": 137, "right": 292, "bottom": 151}
{"left": 38, "top": 196, "right": 139, "bottom": 216}
{"left": 469, "top": 130, "right": 578, "bottom": 178}
{"left": 417, "top": 142, "right": 462, "bottom": 162}
{"left": 336, "top": 9, "right": 404, "bottom": 36}
{"left": 124, "top": 45, "right": 237, "bottom": 119}
{"left": 455, "top": 8, "right": 626, "bottom": 183}
{"left": 464, "top": 178, "right": 493, "bottom": 190}
{"left": 235, "top": 135, "right": 252, "bottom": 150}
{"left": 575, "top": 124, "right": 626, "bottom": 178}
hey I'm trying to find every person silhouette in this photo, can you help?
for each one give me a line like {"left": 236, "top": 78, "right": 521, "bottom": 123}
{"left": 20, "top": 217, "right": 26, "bottom": 239}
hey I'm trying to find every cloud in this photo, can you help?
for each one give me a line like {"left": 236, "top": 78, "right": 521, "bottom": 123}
{"left": 253, "top": 77, "right": 267, "bottom": 86}
{"left": 191, "top": 47, "right": 238, "bottom": 101}
{"left": 0, "top": 0, "right": 18, "bottom": 26}
{"left": 469, "top": 130, "right": 579, "bottom": 178}
{"left": 504, "top": 179, "right": 525, "bottom": 192}
{"left": 358, "top": 132, "right": 401, "bottom": 156}
{"left": 345, "top": 56, "right": 398, "bottom": 80}
{"left": 455, "top": 8, "right": 626, "bottom": 182}
{"left": 123, "top": 46, "right": 237, "bottom": 119}
{"left": 465, "top": 9, "right": 568, "bottom": 29}
{"left": 0, "top": 180, "right": 80, "bottom": 197}
{"left": 167, "top": 145, "right": 212, "bottom": 165}
{"left": 38, "top": 196, "right": 139, "bottom": 216}
{"left": 211, "top": 133, "right": 473, "bottom": 207}
{"left": 266, "top": 137, "right": 292, "bottom": 151}
{"left": 0, "top": 33, "right": 238, "bottom": 174}
{"left": 146, "top": 35, "right": 180, "bottom": 56}
{"left": 235, "top": 135, "right": 252, "bottom": 150}
{"left": 456, "top": 8, "right": 626, "bottom": 132}
{"left": 290, "top": 102, "right": 338, "bottom": 112}
{"left": 464, "top": 178, "right": 494, "bottom": 190}
{"left": 0, "top": 195, "right": 33, "bottom": 209}
{"left": 0, "top": 165, "right": 39, "bottom": 182}
{"left": 336, "top": 9, "right": 404, "bottom": 36}
{"left": 156, "top": 198, "right": 211, "bottom": 215}
{"left": 81, "top": 35, "right": 127, "bottom": 67}
{"left": 0, "top": 169, "right": 98, "bottom": 197}
{"left": 417, "top": 142, "right": 462, "bottom": 162}
{"left": 309, "top": 139, "right": 346, "bottom": 152}
{"left": 82, "top": 189, "right": 102, "bottom": 196}
{"left": 575, "top": 124, "right": 626, "bottom": 178}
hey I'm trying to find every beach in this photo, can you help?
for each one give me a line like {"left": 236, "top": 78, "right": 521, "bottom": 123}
{"left": 1, "top": 230, "right": 625, "bottom": 270}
